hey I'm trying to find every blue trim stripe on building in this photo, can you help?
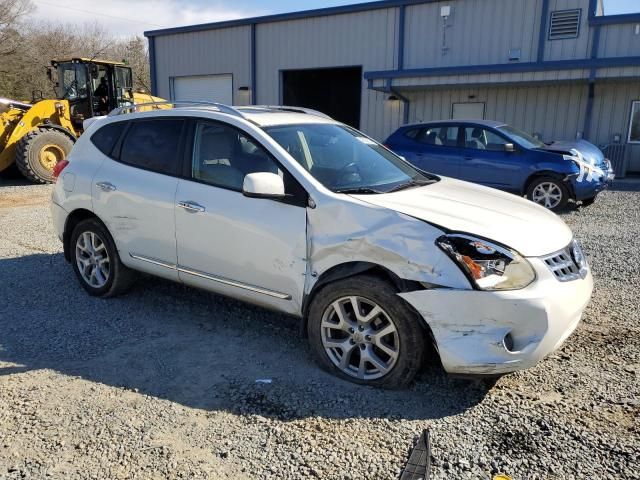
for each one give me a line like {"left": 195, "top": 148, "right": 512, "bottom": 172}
{"left": 364, "top": 56, "right": 640, "bottom": 81}
{"left": 537, "top": 0, "right": 550, "bottom": 63}
{"left": 397, "top": 4, "right": 406, "bottom": 70}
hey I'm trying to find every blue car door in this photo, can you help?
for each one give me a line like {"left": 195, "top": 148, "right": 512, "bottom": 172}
{"left": 457, "top": 126, "right": 522, "bottom": 190}
{"left": 400, "top": 125, "right": 463, "bottom": 178}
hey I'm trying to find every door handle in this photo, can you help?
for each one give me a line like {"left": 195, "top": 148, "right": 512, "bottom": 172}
{"left": 177, "top": 201, "right": 206, "bottom": 213}
{"left": 96, "top": 181, "right": 116, "bottom": 192}
{"left": 463, "top": 156, "right": 474, "bottom": 160}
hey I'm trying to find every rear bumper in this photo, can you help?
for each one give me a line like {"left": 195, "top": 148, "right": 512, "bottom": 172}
{"left": 50, "top": 200, "right": 67, "bottom": 243}
{"left": 399, "top": 258, "right": 593, "bottom": 375}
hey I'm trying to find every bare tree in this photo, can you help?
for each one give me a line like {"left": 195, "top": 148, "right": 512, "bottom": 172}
{"left": 0, "top": 0, "right": 33, "bottom": 56}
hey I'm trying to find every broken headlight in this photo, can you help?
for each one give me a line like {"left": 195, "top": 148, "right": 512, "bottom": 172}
{"left": 436, "top": 234, "right": 536, "bottom": 291}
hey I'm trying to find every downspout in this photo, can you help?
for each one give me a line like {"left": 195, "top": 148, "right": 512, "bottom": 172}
{"left": 396, "top": 4, "right": 410, "bottom": 125}
{"left": 387, "top": 79, "right": 411, "bottom": 125}
{"left": 148, "top": 36, "right": 157, "bottom": 96}
{"left": 583, "top": 1, "right": 601, "bottom": 141}
{"left": 251, "top": 23, "right": 257, "bottom": 105}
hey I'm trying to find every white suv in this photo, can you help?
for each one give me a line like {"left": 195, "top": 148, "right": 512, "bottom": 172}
{"left": 51, "top": 104, "right": 593, "bottom": 388}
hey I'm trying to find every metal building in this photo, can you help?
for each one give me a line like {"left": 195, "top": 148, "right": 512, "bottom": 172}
{"left": 145, "top": 0, "right": 640, "bottom": 176}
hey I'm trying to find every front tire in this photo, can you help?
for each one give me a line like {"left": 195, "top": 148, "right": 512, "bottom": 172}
{"left": 15, "top": 127, "right": 75, "bottom": 184}
{"left": 526, "top": 176, "right": 569, "bottom": 211}
{"left": 70, "top": 218, "right": 134, "bottom": 297}
{"left": 307, "top": 275, "right": 426, "bottom": 389}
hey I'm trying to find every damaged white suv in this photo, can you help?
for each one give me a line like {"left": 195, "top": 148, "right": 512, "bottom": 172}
{"left": 51, "top": 104, "right": 593, "bottom": 388}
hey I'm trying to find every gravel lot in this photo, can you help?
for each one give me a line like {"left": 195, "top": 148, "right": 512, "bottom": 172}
{"left": 0, "top": 177, "right": 638, "bottom": 479}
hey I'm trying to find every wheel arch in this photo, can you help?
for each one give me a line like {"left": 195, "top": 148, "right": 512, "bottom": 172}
{"left": 63, "top": 208, "right": 101, "bottom": 262}
{"left": 523, "top": 170, "right": 575, "bottom": 198}
{"left": 300, "top": 261, "right": 427, "bottom": 337}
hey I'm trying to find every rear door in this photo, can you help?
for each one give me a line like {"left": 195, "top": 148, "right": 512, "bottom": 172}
{"left": 458, "top": 126, "right": 521, "bottom": 189}
{"left": 405, "top": 125, "right": 463, "bottom": 177}
{"left": 92, "top": 118, "right": 185, "bottom": 280}
{"left": 174, "top": 119, "right": 308, "bottom": 315}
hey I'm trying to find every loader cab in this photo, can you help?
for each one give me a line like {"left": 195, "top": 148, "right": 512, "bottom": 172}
{"left": 51, "top": 58, "right": 134, "bottom": 130}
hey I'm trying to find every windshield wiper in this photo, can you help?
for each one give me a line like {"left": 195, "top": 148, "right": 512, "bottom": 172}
{"left": 334, "top": 187, "right": 383, "bottom": 194}
{"left": 387, "top": 179, "right": 434, "bottom": 193}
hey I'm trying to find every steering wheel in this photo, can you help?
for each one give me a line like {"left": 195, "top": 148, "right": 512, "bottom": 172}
{"left": 336, "top": 161, "right": 362, "bottom": 185}
{"left": 63, "top": 80, "right": 78, "bottom": 99}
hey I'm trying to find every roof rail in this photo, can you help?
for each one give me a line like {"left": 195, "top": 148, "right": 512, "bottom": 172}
{"left": 108, "top": 101, "right": 246, "bottom": 119}
{"left": 245, "top": 105, "right": 333, "bottom": 119}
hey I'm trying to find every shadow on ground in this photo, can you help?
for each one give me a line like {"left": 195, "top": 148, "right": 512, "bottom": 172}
{"left": 0, "top": 253, "right": 489, "bottom": 421}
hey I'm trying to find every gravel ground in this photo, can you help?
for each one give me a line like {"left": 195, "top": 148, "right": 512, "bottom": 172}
{"left": 0, "top": 177, "right": 638, "bottom": 479}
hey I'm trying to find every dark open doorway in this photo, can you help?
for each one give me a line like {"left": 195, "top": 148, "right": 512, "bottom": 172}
{"left": 282, "top": 67, "right": 362, "bottom": 128}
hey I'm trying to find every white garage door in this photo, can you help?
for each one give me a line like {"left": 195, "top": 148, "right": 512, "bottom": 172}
{"left": 172, "top": 74, "right": 233, "bottom": 104}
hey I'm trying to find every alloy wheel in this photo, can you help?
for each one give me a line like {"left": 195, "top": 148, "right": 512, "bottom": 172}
{"left": 320, "top": 296, "right": 399, "bottom": 380}
{"left": 75, "top": 231, "right": 111, "bottom": 288}
{"left": 532, "top": 182, "right": 563, "bottom": 209}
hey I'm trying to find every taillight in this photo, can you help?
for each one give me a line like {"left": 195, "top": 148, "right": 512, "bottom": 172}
{"left": 53, "top": 160, "right": 69, "bottom": 181}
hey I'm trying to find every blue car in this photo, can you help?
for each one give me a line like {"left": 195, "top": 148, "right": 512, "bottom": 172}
{"left": 385, "top": 120, "right": 615, "bottom": 211}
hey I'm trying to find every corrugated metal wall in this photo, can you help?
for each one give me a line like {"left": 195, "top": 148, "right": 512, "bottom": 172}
{"left": 544, "top": 0, "right": 593, "bottom": 61}
{"left": 404, "top": 81, "right": 640, "bottom": 173}
{"left": 405, "top": 84, "right": 590, "bottom": 142}
{"left": 255, "top": 9, "right": 401, "bottom": 140}
{"left": 149, "top": 0, "right": 639, "bottom": 171}
{"left": 154, "top": 26, "right": 252, "bottom": 105}
{"left": 404, "top": 0, "right": 543, "bottom": 68}
{"left": 598, "top": 23, "right": 640, "bottom": 58}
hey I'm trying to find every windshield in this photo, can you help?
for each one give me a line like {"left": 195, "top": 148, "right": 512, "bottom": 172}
{"left": 264, "top": 123, "right": 432, "bottom": 193}
{"left": 498, "top": 125, "right": 545, "bottom": 149}
{"left": 56, "top": 63, "right": 88, "bottom": 100}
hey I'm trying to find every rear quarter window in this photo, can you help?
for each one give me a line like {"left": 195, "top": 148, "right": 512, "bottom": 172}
{"left": 119, "top": 119, "right": 185, "bottom": 176}
{"left": 90, "top": 122, "right": 127, "bottom": 157}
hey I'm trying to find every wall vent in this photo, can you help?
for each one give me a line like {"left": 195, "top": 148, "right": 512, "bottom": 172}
{"left": 549, "top": 9, "right": 581, "bottom": 40}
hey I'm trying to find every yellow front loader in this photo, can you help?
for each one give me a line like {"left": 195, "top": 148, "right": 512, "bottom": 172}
{"left": 0, "top": 58, "right": 163, "bottom": 183}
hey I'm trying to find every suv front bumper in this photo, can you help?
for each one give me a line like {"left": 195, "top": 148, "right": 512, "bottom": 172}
{"left": 399, "top": 257, "right": 593, "bottom": 375}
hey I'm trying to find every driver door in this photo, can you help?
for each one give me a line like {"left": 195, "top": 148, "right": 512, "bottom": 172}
{"left": 175, "top": 119, "right": 308, "bottom": 315}
{"left": 458, "top": 126, "right": 521, "bottom": 189}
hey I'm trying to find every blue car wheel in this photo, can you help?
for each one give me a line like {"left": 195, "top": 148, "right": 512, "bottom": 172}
{"left": 526, "top": 176, "right": 569, "bottom": 211}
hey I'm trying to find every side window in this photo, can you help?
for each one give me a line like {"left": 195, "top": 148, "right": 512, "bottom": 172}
{"left": 90, "top": 121, "right": 127, "bottom": 157}
{"left": 463, "top": 127, "right": 508, "bottom": 151}
{"left": 404, "top": 129, "right": 420, "bottom": 140}
{"left": 192, "top": 121, "right": 280, "bottom": 191}
{"left": 417, "top": 126, "right": 459, "bottom": 147}
{"left": 119, "top": 119, "right": 184, "bottom": 175}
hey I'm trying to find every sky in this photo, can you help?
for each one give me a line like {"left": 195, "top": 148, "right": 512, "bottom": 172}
{"left": 29, "top": 0, "right": 640, "bottom": 37}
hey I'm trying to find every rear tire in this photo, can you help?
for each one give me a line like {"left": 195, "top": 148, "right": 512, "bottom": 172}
{"left": 307, "top": 274, "right": 426, "bottom": 389}
{"left": 15, "top": 128, "right": 75, "bottom": 184}
{"left": 526, "top": 176, "right": 569, "bottom": 212}
{"left": 70, "top": 218, "right": 135, "bottom": 298}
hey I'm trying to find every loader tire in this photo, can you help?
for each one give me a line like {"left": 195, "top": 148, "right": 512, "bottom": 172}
{"left": 15, "top": 128, "right": 75, "bottom": 184}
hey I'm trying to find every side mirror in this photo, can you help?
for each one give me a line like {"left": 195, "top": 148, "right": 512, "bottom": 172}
{"left": 504, "top": 143, "right": 516, "bottom": 153}
{"left": 243, "top": 172, "right": 285, "bottom": 199}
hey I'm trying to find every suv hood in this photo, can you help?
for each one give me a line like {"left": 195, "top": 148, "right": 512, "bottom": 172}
{"left": 352, "top": 177, "right": 573, "bottom": 257}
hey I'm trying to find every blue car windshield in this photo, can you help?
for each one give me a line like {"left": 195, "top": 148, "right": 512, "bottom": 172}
{"left": 498, "top": 125, "right": 546, "bottom": 149}
{"left": 264, "top": 123, "right": 434, "bottom": 193}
